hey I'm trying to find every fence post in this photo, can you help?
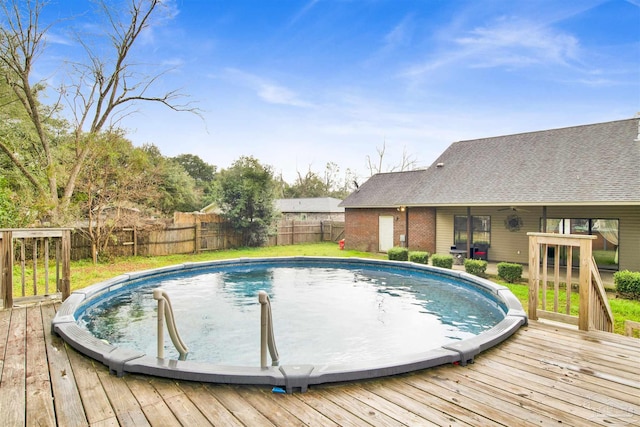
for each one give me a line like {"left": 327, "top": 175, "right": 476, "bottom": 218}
{"left": 133, "top": 226, "right": 138, "bottom": 256}
{"left": 195, "top": 221, "right": 201, "bottom": 253}
{"left": 1, "top": 231, "right": 13, "bottom": 308}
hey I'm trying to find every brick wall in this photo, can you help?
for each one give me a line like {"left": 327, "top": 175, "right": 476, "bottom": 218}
{"left": 407, "top": 207, "right": 436, "bottom": 253}
{"left": 344, "top": 207, "right": 436, "bottom": 253}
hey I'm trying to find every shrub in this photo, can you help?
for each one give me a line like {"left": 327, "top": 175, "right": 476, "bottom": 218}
{"left": 431, "top": 254, "right": 453, "bottom": 269}
{"left": 387, "top": 246, "right": 409, "bottom": 261}
{"left": 497, "top": 262, "right": 523, "bottom": 283}
{"left": 408, "top": 251, "right": 429, "bottom": 264}
{"left": 464, "top": 259, "right": 487, "bottom": 277}
{"left": 614, "top": 270, "right": 640, "bottom": 300}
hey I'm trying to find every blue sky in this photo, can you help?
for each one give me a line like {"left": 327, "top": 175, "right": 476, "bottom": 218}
{"left": 39, "top": 0, "right": 639, "bottom": 183}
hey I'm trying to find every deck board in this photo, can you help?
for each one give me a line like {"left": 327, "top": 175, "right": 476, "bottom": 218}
{"left": 1, "top": 307, "right": 26, "bottom": 426}
{"left": 182, "top": 382, "right": 246, "bottom": 426}
{"left": 25, "top": 305, "right": 56, "bottom": 426}
{"left": 123, "top": 376, "right": 182, "bottom": 426}
{"left": 1, "top": 300, "right": 639, "bottom": 426}
{"left": 0, "top": 307, "right": 11, "bottom": 383}
{"left": 362, "top": 379, "right": 469, "bottom": 426}
{"left": 42, "top": 303, "right": 89, "bottom": 427}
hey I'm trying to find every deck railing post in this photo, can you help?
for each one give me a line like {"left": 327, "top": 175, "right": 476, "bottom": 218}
{"left": 33, "top": 238, "right": 38, "bottom": 295}
{"left": 60, "top": 229, "right": 71, "bottom": 301}
{"left": 528, "top": 234, "right": 539, "bottom": 320}
{"left": 1, "top": 231, "right": 13, "bottom": 309}
{"left": 578, "top": 239, "right": 592, "bottom": 331}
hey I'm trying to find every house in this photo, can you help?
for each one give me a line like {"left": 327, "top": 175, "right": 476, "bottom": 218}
{"left": 275, "top": 197, "right": 345, "bottom": 222}
{"left": 340, "top": 118, "right": 640, "bottom": 271}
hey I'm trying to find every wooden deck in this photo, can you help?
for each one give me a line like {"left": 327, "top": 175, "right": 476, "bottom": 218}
{"left": 1, "top": 301, "right": 638, "bottom": 426}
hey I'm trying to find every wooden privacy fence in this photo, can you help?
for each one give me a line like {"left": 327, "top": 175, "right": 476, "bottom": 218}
{"left": 1, "top": 228, "right": 72, "bottom": 309}
{"left": 198, "top": 221, "right": 243, "bottom": 252}
{"left": 527, "top": 232, "right": 613, "bottom": 332}
{"left": 269, "top": 221, "right": 344, "bottom": 246}
{"left": 70, "top": 221, "right": 344, "bottom": 259}
{"left": 70, "top": 223, "right": 243, "bottom": 259}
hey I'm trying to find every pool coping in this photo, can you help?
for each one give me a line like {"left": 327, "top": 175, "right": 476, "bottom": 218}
{"left": 52, "top": 256, "right": 528, "bottom": 393}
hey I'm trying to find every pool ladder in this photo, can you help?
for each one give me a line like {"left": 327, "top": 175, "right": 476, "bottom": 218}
{"left": 259, "top": 290, "right": 280, "bottom": 368}
{"left": 153, "top": 288, "right": 189, "bottom": 360}
{"left": 154, "top": 288, "right": 280, "bottom": 368}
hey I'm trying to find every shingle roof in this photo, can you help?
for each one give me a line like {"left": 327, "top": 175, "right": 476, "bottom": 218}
{"left": 339, "top": 170, "right": 429, "bottom": 207}
{"left": 342, "top": 118, "right": 640, "bottom": 208}
{"left": 276, "top": 197, "right": 345, "bottom": 213}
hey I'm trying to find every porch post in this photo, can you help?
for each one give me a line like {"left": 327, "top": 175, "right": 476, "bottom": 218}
{"left": 466, "top": 207, "right": 472, "bottom": 258}
{"left": 404, "top": 207, "right": 409, "bottom": 248}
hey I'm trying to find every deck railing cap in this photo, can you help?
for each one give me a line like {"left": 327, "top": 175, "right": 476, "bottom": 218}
{"left": 0, "top": 228, "right": 73, "bottom": 238}
{"left": 526, "top": 232, "right": 597, "bottom": 240}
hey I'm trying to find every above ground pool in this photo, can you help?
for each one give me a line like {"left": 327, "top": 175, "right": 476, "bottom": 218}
{"left": 53, "top": 257, "right": 527, "bottom": 392}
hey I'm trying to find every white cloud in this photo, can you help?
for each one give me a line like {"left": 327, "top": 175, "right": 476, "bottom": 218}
{"left": 403, "top": 17, "right": 582, "bottom": 78}
{"left": 288, "top": 0, "right": 321, "bottom": 27}
{"left": 224, "top": 68, "right": 313, "bottom": 108}
{"left": 383, "top": 14, "right": 414, "bottom": 50}
{"left": 161, "top": 58, "right": 185, "bottom": 68}
{"left": 455, "top": 18, "right": 580, "bottom": 67}
{"left": 44, "top": 31, "right": 74, "bottom": 46}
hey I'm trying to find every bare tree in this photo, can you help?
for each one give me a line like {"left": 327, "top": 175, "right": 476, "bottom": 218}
{"left": 365, "top": 140, "right": 387, "bottom": 176}
{"left": 365, "top": 139, "right": 419, "bottom": 176}
{"left": 0, "top": 0, "right": 197, "bottom": 223}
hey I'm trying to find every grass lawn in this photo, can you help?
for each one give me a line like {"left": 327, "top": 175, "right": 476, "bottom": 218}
{"left": 12, "top": 242, "right": 640, "bottom": 335}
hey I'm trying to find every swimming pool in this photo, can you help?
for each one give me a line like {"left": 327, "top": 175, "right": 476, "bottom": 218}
{"left": 53, "top": 257, "right": 527, "bottom": 392}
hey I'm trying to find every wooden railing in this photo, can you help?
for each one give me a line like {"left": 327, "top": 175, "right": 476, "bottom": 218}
{"left": 0, "top": 228, "right": 72, "bottom": 309}
{"left": 624, "top": 320, "right": 640, "bottom": 338}
{"left": 528, "top": 232, "right": 613, "bottom": 332}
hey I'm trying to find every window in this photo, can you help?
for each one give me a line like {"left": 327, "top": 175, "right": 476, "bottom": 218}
{"left": 454, "top": 215, "right": 491, "bottom": 249}
{"left": 542, "top": 218, "right": 619, "bottom": 269}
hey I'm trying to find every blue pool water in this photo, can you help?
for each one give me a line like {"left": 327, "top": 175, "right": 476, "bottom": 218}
{"left": 77, "top": 262, "right": 507, "bottom": 367}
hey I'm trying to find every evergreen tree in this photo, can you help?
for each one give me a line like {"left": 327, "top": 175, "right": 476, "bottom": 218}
{"left": 214, "top": 156, "right": 276, "bottom": 246}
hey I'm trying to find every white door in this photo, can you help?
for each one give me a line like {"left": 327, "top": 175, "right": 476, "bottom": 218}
{"left": 379, "top": 215, "right": 394, "bottom": 252}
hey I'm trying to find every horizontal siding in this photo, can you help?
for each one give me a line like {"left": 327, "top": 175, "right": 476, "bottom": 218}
{"left": 436, "top": 207, "right": 538, "bottom": 264}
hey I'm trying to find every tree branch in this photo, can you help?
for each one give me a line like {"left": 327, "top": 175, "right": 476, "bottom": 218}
{"left": 0, "top": 135, "right": 45, "bottom": 194}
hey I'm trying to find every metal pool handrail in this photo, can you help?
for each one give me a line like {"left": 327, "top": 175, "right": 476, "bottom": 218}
{"left": 259, "top": 290, "right": 280, "bottom": 368}
{"left": 153, "top": 288, "right": 189, "bottom": 360}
